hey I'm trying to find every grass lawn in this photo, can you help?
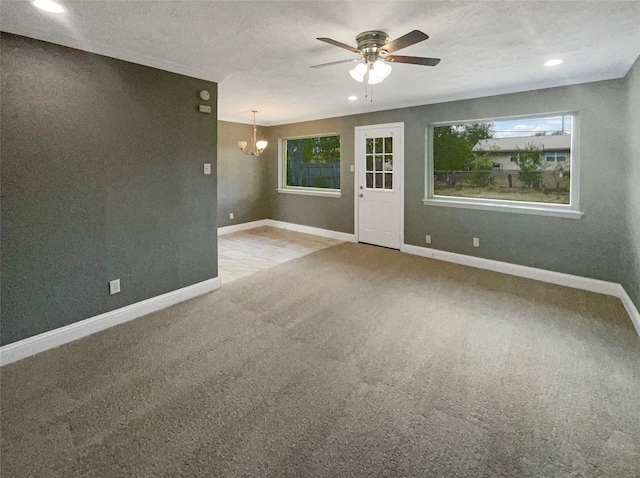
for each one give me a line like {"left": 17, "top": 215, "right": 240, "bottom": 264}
{"left": 434, "top": 186, "right": 570, "bottom": 204}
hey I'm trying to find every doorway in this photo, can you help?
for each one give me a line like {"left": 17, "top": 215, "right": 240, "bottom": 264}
{"left": 354, "top": 123, "right": 404, "bottom": 249}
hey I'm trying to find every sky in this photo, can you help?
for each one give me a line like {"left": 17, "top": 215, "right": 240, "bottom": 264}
{"left": 492, "top": 115, "right": 572, "bottom": 138}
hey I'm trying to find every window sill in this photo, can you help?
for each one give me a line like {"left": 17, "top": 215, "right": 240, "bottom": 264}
{"left": 277, "top": 188, "right": 341, "bottom": 198}
{"left": 422, "top": 197, "right": 584, "bottom": 219}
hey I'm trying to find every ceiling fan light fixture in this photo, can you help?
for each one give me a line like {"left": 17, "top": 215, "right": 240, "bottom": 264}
{"left": 349, "top": 62, "right": 367, "bottom": 82}
{"left": 313, "top": 30, "right": 439, "bottom": 90}
{"left": 373, "top": 60, "right": 392, "bottom": 80}
{"left": 367, "top": 71, "right": 384, "bottom": 85}
{"left": 367, "top": 61, "right": 389, "bottom": 85}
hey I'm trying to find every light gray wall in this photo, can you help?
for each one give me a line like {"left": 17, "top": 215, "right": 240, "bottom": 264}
{"left": 623, "top": 56, "right": 640, "bottom": 311}
{"left": 217, "top": 121, "right": 270, "bottom": 228}
{"left": 265, "top": 79, "right": 629, "bottom": 285}
{"left": 1, "top": 33, "right": 218, "bottom": 345}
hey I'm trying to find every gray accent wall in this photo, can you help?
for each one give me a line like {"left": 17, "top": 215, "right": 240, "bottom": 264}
{"left": 623, "top": 56, "right": 640, "bottom": 311}
{"left": 264, "top": 79, "right": 632, "bottom": 294}
{"left": 1, "top": 33, "right": 218, "bottom": 346}
{"left": 217, "top": 121, "right": 270, "bottom": 228}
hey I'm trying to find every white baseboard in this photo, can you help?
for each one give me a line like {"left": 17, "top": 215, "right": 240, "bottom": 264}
{"left": 401, "top": 243, "right": 640, "bottom": 337}
{"left": 5, "top": 223, "right": 636, "bottom": 367}
{"left": 265, "top": 220, "right": 356, "bottom": 242}
{"left": 3, "top": 219, "right": 351, "bottom": 366}
{"left": 0, "top": 277, "right": 221, "bottom": 367}
{"left": 400, "top": 244, "right": 621, "bottom": 295}
{"left": 218, "top": 219, "right": 270, "bottom": 236}
{"left": 618, "top": 285, "right": 640, "bottom": 336}
{"left": 219, "top": 218, "right": 355, "bottom": 242}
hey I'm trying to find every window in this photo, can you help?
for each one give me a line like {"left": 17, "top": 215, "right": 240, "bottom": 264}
{"left": 546, "top": 151, "right": 567, "bottom": 162}
{"left": 425, "top": 113, "right": 582, "bottom": 218}
{"left": 278, "top": 134, "right": 341, "bottom": 197}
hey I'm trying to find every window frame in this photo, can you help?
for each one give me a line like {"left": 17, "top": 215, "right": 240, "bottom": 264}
{"left": 277, "top": 133, "right": 342, "bottom": 198}
{"left": 423, "top": 111, "right": 583, "bottom": 219}
{"left": 545, "top": 151, "right": 568, "bottom": 162}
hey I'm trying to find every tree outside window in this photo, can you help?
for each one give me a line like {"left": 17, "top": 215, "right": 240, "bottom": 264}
{"left": 284, "top": 135, "right": 340, "bottom": 190}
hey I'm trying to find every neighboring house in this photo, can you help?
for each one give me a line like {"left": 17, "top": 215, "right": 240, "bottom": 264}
{"left": 472, "top": 135, "right": 571, "bottom": 171}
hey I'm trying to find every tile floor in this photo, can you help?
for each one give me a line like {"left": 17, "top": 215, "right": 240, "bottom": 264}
{"left": 218, "top": 226, "right": 343, "bottom": 284}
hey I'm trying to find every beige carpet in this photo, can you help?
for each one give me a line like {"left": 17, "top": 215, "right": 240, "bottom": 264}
{"left": 2, "top": 243, "right": 639, "bottom": 477}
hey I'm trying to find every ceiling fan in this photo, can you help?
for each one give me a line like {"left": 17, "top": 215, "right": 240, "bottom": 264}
{"left": 310, "top": 30, "right": 440, "bottom": 84}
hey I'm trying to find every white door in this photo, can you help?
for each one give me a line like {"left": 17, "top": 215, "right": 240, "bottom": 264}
{"left": 355, "top": 123, "right": 403, "bottom": 249}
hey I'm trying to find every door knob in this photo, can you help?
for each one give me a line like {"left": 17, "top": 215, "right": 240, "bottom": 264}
{"left": 359, "top": 193, "right": 363, "bottom": 197}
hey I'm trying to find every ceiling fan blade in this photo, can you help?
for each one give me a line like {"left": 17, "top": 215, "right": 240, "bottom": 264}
{"left": 381, "top": 30, "right": 429, "bottom": 54}
{"left": 317, "top": 37, "right": 361, "bottom": 54}
{"left": 385, "top": 55, "right": 441, "bottom": 66}
{"left": 309, "top": 58, "right": 361, "bottom": 69}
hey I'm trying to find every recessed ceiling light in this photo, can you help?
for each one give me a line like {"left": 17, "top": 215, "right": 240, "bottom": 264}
{"left": 544, "top": 59, "right": 563, "bottom": 67}
{"left": 33, "top": 0, "right": 65, "bottom": 13}
{"left": 348, "top": 96, "right": 358, "bottom": 101}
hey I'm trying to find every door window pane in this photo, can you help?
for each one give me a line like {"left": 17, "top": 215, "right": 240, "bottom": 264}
{"left": 385, "top": 173, "right": 393, "bottom": 189}
{"left": 384, "top": 137, "right": 393, "bottom": 153}
{"left": 375, "top": 155, "right": 383, "bottom": 171}
{"left": 384, "top": 155, "right": 393, "bottom": 171}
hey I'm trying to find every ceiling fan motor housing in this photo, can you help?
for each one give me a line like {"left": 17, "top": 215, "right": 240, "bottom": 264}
{"left": 356, "top": 30, "right": 390, "bottom": 64}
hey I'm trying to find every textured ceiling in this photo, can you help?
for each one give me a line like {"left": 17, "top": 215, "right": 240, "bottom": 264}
{"left": 2, "top": 0, "right": 639, "bottom": 126}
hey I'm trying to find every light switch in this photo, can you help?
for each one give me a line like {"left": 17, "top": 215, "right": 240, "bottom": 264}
{"left": 204, "top": 163, "right": 211, "bottom": 175}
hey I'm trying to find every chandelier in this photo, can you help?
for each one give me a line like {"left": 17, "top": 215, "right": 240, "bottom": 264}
{"left": 238, "top": 110, "right": 268, "bottom": 156}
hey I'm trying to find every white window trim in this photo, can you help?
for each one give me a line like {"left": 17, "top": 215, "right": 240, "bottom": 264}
{"left": 276, "top": 187, "right": 341, "bottom": 198}
{"left": 278, "top": 133, "right": 342, "bottom": 198}
{"left": 545, "top": 151, "right": 568, "bottom": 162}
{"left": 423, "top": 111, "right": 583, "bottom": 219}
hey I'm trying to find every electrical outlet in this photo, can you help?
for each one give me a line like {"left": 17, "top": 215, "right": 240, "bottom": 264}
{"left": 473, "top": 237, "right": 480, "bottom": 247}
{"left": 109, "top": 279, "right": 121, "bottom": 295}
{"left": 425, "top": 235, "right": 431, "bottom": 244}
{"left": 230, "top": 213, "right": 234, "bottom": 219}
